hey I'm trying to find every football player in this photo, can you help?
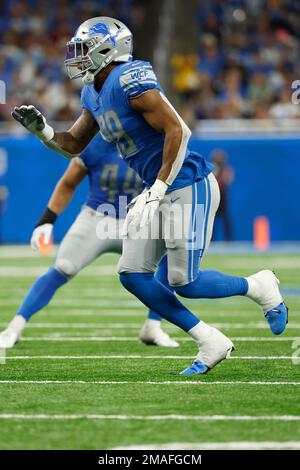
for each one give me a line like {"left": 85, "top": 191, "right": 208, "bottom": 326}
{"left": 11, "top": 17, "right": 288, "bottom": 374}
{"left": 0, "top": 134, "right": 178, "bottom": 349}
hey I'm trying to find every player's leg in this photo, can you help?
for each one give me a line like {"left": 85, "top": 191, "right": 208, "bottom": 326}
{"left": 166, "top": 174, "right": 287, "bottom": 343}
{"left": 166, "top": 174, "right": 248, "bottom": 298}
{"left": 0, "top": 207, "right": 105, "bottom": 348}
{"left": 0, "top": 267, "right": 68, "bottom": 348}
{"left": 100, "top": 217, "right": 178, "bottom": 347}
{"left": 118, "top": 212, "right": 233, "bottom": 375}
{"left": 139, "top": 255, "right": 179, "bottom": 347}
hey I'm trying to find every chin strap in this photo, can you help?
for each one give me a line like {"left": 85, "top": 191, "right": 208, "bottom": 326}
{"left": 82, "top": 50, "right": 120, "bottom": 85}
{"left": 82, "top": 71, "right": 95, "bottom": 85}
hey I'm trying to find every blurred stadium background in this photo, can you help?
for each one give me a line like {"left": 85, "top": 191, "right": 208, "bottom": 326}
{"left": 0, "top": 0, "right": 300, "bottom": 245}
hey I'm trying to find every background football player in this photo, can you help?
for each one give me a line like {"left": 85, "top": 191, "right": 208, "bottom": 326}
{"left": 0, "top": 134, "right": 178, "bottom": 349}
{"left": 11, "top": 17, "right": 288, "bottom": 375}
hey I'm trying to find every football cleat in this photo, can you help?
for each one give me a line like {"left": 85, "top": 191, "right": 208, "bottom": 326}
{"left": 179, "top": 359, "right": 209, "bottom": 375}
{"left": 265, "top": 303, "right": 288, "bottom": 335}
{"left": 180, "top": 327, "right": 234, "bottom": 376}
{"left": 0, "top": 316, "right": 26, "bottom": 349}
{"left": 0, "top": 331, "right": 19, "bottom": 349}
{"left": 139, "top": 320, "right": 179, "bottom": 347}
{"left": 246, "top": 270, "right": 288, "bottom": 335}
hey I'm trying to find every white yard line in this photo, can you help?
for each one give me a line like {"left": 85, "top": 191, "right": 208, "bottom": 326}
{"left": 214, "top": 259, "right": 300, "bottom": 269}
{"left": 3, "top": 355, "right": 296, "bottom": 360}
{"left": 0, "top": 267, "right": 118, "bottom": 277}
{"left": 0, "top": 299, "right": 143, "bottom": 307}
{"left": 0, "top": 309, "right": 279, "bottom": 318}
{"left": 0, "top": 288, "right": 129, "bottom": 296}
{"left": 1, "top": 322, "right": 298, "bottom": 329}
{"left": 0, "top": 380, "right": 299, "bottom": 385}
{"left": 0, "top": 413, "right": 299, "bottom": 421}
{"left": 16, "top": 310, "right": 269, "bottom": 318}
{"left": 0, "top": 246, "right": 55, "bottom": 257}
{"left": 19, "top": 336, "right": 299, "bottom": 341}
{"left": 0, "top": 322, "right": 146, "bottom": 329}
{"left": 42, "top": 310, "right": 147, "bottom": 316}
{"left": 1, "top": 266, "right": 300, "bottom": 281}
{"left": 111, "top": 441, "right": 300, "bottom": 450}
{"left": 1, "top": 252, "right": 300, "bottom": 267}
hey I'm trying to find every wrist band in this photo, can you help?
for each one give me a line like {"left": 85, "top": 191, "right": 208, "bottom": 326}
{"left": 40, "top": 122, "right": 55, "bottom": 142}
{"left": 35, "top": 207, "right": 58, "bottom": 227}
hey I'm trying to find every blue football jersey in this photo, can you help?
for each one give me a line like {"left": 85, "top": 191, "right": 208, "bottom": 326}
{"left": 77, "top": 133, "right": 143, "bottom": 218}
{"left": 81, "top": 60, "right": 213, "bottom": 191}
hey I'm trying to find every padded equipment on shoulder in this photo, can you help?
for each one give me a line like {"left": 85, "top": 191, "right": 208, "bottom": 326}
{"left": 119, "top": 61, "right": 160, "bottom": 99}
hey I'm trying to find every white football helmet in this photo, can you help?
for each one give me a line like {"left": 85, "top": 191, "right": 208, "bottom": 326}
{"left": 65, "top": 16, "right": 133, "bottom": 85}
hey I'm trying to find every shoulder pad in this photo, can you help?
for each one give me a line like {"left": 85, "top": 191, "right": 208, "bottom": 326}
{"left": 119, "top": 62, "right": 158, "bottom": 91}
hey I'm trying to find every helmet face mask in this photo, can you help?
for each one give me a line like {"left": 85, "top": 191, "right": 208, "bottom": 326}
{"left": 65, "top": 17, "right": 133, "bottom": 84}
{"left": 65, "top": 41, "right": 94, "bottom": 79}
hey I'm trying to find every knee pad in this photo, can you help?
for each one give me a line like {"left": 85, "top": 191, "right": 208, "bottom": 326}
{"left": 168, "top": 268, "right": 188, "bottom": 288}
{"left": 55, "top": 258, "right": 77, "bottom": 278}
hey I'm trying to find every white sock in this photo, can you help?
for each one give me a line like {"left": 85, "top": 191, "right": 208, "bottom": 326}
{"left": 6, "top": 316, "right": 26, "bottom": 335}
{"left": 245, "top": 276, "right": 256, "bottom": 297}
{"left": 188, "top": 321, "right": 212, "bottom": 345}
{"left": 144, "top": 319, "right": 162, "bottom": 331}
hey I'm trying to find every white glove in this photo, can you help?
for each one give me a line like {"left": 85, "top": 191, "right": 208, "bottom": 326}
{"left": 11, "top": 105, "right": 54, "bottom": 142}
{"left": 122, "top": 179, "right": 168, "bottom": 235}
{"left": 30, "top": 224, "right": 53, "bottom": 251}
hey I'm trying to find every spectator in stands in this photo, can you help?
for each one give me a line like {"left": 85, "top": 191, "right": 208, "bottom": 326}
{"left": 269, "top": 85, "right": 300, "bottom": 118}
{"left": 1, "top": 0, "right": 300, "bottom": 125}
{"left": 0, "top": 0, "right": 147, "bottom": 127}
{"left": 197, "top": 34, "right": 224, "bottom": 79}
{"left": 171, "top": 49, "right": 200, "bottom": 101}
{"left": 185, "top": 0, "right": 300, "bottom": 121}
{"left": 217, "top": 66, "right": 249, "bottom": 118}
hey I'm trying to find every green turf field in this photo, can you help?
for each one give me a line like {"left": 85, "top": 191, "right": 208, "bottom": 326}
{"left": 0, "top": 246, "right": 299, "bottom": 450}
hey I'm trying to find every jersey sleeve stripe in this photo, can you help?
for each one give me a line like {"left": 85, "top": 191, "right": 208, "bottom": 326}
{"left": 128, "top": 87, "right": 158, "bottom": 99}
{"left": 122, "top": 79, "right": 159, "bottom": 92}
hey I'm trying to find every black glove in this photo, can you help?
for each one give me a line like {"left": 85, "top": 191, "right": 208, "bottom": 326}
{"left": 11, "top": 105, "right": 54, "bottom": 141}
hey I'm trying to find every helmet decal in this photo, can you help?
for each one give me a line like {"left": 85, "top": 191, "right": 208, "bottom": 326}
{"left": 88, "top": 22, "right": 116, "bottom": 45}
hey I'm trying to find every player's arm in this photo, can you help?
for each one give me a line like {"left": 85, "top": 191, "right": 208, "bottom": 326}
{"left": 52, "top": 109, "right": 99, "bottom": 156}
{"left": 11, "top": 106, "right": 98, "bottom": 158}
{"left": 47, "top": 158, "right": 87, "bottom": 214}
{"left": 123, "top": 89, "right": 191, "bottom": 229}
{"left": 130, "top": 89, "right": 191, "bottom": 187}
{"left": 30, "top": 159, "right": 87, "bottom": 251}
